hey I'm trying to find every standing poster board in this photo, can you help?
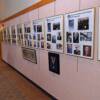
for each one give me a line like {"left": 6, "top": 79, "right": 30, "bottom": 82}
{"left": 33, "top": 19, "right": 45, "bottom": 49}
{"left": 65, "top": 8, "right": 94, "bottom": 59}
{"left": 23, "top": 22, "right": 33, "bottom": 48}
{"left": 45, "top": 15, "right": 64, "bottom": 53}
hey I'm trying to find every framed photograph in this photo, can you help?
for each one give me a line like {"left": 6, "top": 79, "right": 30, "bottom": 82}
{"left": 37, "top": 25, "right": 42, "bottom": 32}
{"left": 24, "top": 22, "right": 31, "bottom": 33}
{"left": 78, "top": 17, "right": 89, "bottom": 30}
{"left": 57, "top": 32, "right": 62, "bottom": 40}
{"left": 73, "top": 32, "right": 79, "bottom": 43}
{"left": 45, "top": 15, "right": 64, "bottom": 53}
{"left": 33, "top": 19, "right": 45, "bottom": 49}
{"left": 48, "top": 52, "right": 60, "bottom": 75}
{"left": 47, "top": 34, "right": 51, "bottom": 41}
{"left": 47, "top": 23, "right": 51, "bottom": 32}
{"left": 65, "top": 8, "right": 94, "bottom": 59}
{"left": 41, "top": 41, "right": 44, "bottom": 48}
{"left": 83, "top": 45, "right": 91, "bottom": 57}
{"left": 47, "top": 43, "right": 51, "bottom": 49}
{"left": 52, "top": 35, "right": 56, "bottom": 43}
{"left": 66, "top": 32, "right": 72, "bottom": 43}
{"left": 73, "top": 44, "right": 81, "bottom": 55}
{"left": 67, "top": 44, "right": 72, "bottom": 54}
{"left": 53, "top": 22, "right": 60, "bottom": 30}
{"left": 22, "top": 47, "right": 37, "bottom": 64}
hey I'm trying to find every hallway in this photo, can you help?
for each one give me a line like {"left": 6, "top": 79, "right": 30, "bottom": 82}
{"left": 0, "top": 59, "right": 52, "bottom": 100}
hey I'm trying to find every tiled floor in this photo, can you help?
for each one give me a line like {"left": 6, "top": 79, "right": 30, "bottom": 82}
{"left": 0, "top": 59, "right": 52, "bottom": 100}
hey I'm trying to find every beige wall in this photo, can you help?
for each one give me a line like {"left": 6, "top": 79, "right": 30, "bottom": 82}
{"left": 2, "top": 0, "right": 100, "bottom": 100}
{"left": 0, "top": 0, "right": 40, "bottom": 20}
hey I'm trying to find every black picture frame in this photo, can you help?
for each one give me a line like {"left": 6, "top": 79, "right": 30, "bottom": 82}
{"left": 48, "top": 52, "right": 60, "bottom": 75}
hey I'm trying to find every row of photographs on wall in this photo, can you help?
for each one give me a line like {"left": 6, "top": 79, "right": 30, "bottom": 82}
{"left": 3, "top": 8, "right": 94, "bottom": 59}
{"left": 3, "top": 19, "right": 45, "bottom": 49}
{"left": 22, "top": 47, "right": 60, "bottom": 75}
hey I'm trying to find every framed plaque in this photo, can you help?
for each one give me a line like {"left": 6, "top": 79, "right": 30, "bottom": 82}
{"left": 22, "top": 47, "right": 37, "bottom": 64}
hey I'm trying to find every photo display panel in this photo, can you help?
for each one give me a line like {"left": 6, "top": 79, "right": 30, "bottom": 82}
{"left": 3, "top": 27, "right": 7, "bottom": 42}
{"left": 33, "top": 19, "right": 45, "bottom": 49}
{"left": 98, "top": 7, "right": 100, "bottom": 60}
{"left": 17, "top": 24, "right": 24, "bottom": 45}
{"left": 45, "top": 15, "right": 64, "bottom": 53}
{"left": 0, "top": 29, "right": 3, "bottom": 41}
{"left": 7, "top": 27, "right": 11, "bottom": 44}
{"left": 24, "top": 22, "right": 33, "bottom": 48}
{"left": 65, "top": 8, "right": 94, "bottom": 59}
{"left": 11, "top": 25, "right": 17, "bottom": 44}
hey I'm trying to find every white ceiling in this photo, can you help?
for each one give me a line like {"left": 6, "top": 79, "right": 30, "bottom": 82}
{"left": 0, "top": 0, "right": 40, "bottom": 20}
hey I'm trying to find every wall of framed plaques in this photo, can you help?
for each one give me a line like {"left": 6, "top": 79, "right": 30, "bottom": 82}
{"left": 2, "top": 9, "right": 95, "bottom": 58}
{"left": 65, "top": 8, "right": 94, "bottom": 59}
{"left": 45, "top": 15, "right": 64, "bottom": 53}
{"left": 33, "top": 19, "right": 45, "bottom": 49}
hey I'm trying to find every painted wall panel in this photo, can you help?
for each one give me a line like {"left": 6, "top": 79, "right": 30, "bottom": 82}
{"left": 55, "top": 0, "right": 80, "bottom": 15}
{"left": 1, "top": 42, "right": 8, "bottom": 62}
{"left": 14, "top": 47, "right": 41, "bottom": 85}
{"left": 0, "top": 0, "right": 40, "bottom": 20}
{"left": 29, "top": 9, "right": 39, "bottom": 20}
{"left": 80, "top": 0, "right": 100, "bottom": 9}
{"left": 77, "top": 58, "right": 100, "bottom": 100}
{"left": 38, "top": 2, "right": 55, "bottom": 19}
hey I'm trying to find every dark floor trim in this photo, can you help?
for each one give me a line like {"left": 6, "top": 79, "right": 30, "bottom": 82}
{"left": 2, "top": 59, "right": 57, "bottom": 100}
